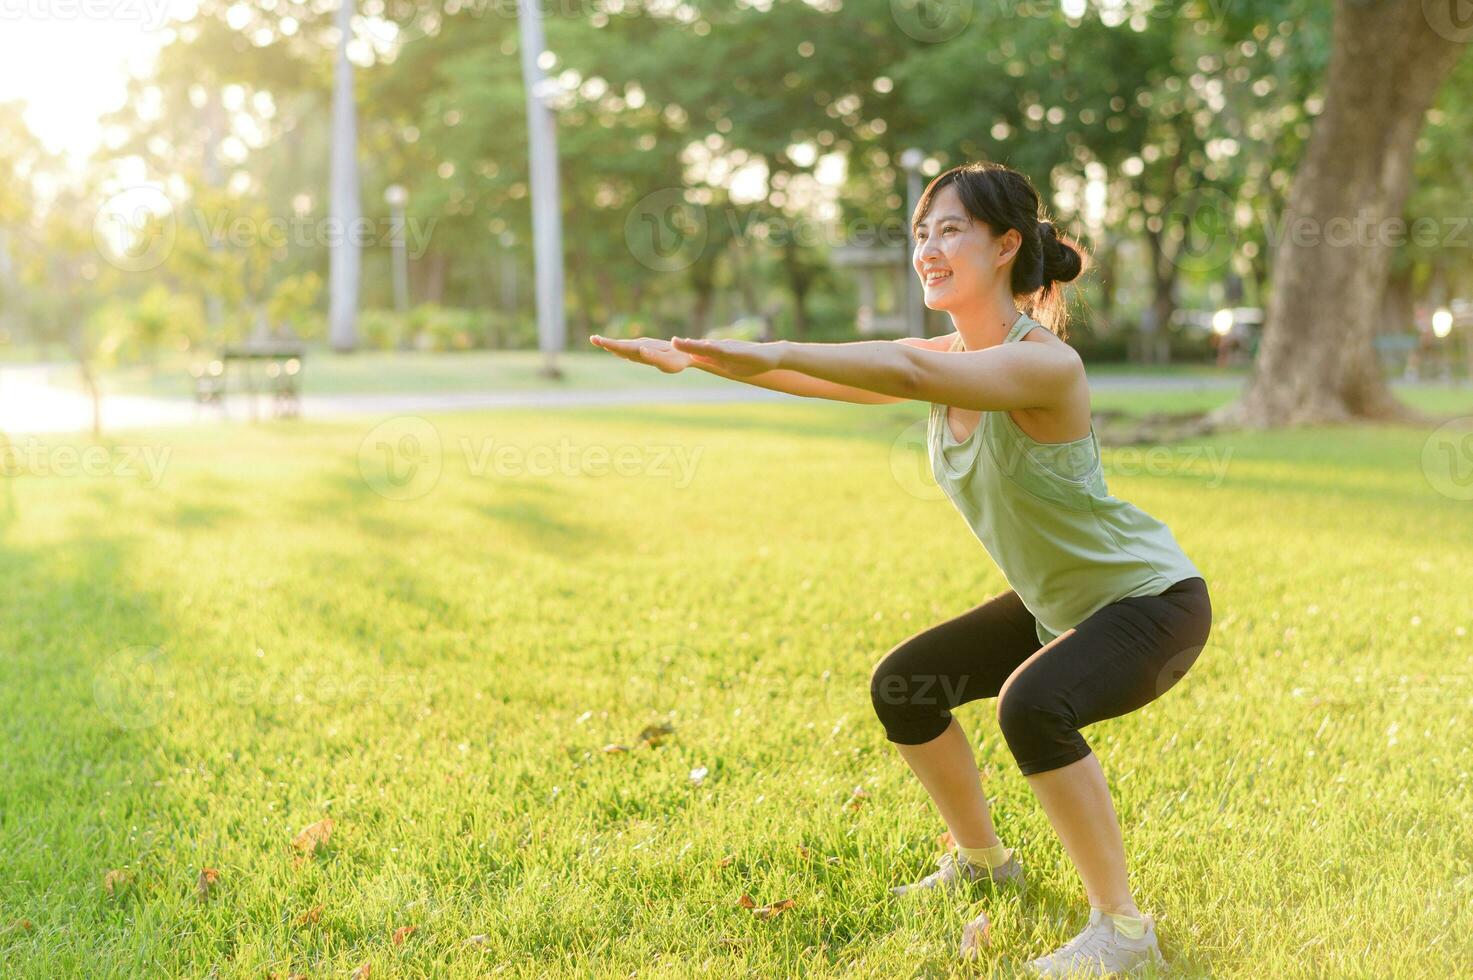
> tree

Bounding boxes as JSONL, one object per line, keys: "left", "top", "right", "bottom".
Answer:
{"left": 1209, "top": 0, "right": 1469, "bottom": 427}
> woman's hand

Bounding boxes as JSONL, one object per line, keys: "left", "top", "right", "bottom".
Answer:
{"left": 669, "top": 336, "right": 784, "bottom": 377}
{"left": 589, "top": 335, "right": 693, "bottom": 374}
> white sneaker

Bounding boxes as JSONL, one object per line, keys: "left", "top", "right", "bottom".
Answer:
{"left": 1025, "top": 908, "right": 1164, "bottom": 977}
{"left": 889, "top": 849, "right": 1025, "bottom": 897}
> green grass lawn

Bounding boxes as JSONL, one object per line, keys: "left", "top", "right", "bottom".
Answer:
{"left": 1, "top": 401, "right": 1471, "bottom": 977}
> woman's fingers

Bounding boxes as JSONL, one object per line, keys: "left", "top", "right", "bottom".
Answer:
{"left": 591, "top": 336, "right": 647, "bottom": 363}
{"left": 590, "top": 335, "right": 691, "bottom": 373}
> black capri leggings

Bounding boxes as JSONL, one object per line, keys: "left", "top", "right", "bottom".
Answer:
{"left": 870, "top": 577, "right": 1212, "bottom": 775}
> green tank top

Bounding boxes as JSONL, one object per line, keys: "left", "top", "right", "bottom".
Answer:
{"left": 927, "top": 312, "right": 1202, "bottom": 647}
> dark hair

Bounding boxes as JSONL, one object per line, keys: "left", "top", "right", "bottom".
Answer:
{"left": 911, "top": 161, "right": 1088, "bottom": 339}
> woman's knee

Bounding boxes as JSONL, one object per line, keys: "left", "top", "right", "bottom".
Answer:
{"left": 996, "top": 680, "right": 1082, "bottom": 770}
{"left": 869, "top": 646, "right": 953, "bottom": 743}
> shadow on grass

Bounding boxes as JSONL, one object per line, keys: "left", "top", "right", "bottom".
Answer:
{"left": 0, "top": 527, "right": 182, "bottom": 972}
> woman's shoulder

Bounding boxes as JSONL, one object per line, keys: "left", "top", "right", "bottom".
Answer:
{"left": 893, "top": 332, "right": 960, "bottom": 352}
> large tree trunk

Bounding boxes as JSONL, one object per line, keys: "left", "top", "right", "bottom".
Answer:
{"left": 1143, "top": 228, "right": 1177, "bottom": 366}
{"left": 1210, "top": 0, "right": 1467, "bottom": 429}
{"left": 780, "top": 239, "right": 814, "bottom": 338}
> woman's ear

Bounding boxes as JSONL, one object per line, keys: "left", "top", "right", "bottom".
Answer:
{"left": 995, "top": 228, "right": 1021, "bottom": 268}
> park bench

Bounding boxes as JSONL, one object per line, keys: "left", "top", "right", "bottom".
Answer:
{"left": 192, "top": 342, "right": 305, "bottom": 420}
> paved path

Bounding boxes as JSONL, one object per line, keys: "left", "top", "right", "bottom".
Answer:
{"left": 2, "top": 363, "right": 1250, "bottom": 435}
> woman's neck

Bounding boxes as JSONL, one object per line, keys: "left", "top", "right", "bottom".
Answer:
{"left": 950, "top": 294, "right": 1023, "bottom": 352}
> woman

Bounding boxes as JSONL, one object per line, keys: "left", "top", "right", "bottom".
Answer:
{"left": 590, "top": 161, "right": 1212, "bottom": 977}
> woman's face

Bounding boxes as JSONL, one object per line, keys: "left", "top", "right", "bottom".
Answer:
{"left": 912, "top": 183, "right": 1018, "bottom": 311}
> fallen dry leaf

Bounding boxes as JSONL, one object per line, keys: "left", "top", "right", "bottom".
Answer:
{"left": 846, "top": 787, "right": 870, "bottom": 811}
{"left": 295, "top": 905, "right": 323, "bottom": 926}
{"left": 736, "top": 894, "right": 756, "bottom": 909}
{"left": 1, "top": 918, "right": 33, "bottom": 936}
{"left": 291, "top": 817, "right": 334, "bottom": 856}
{"left": 752, "top": 898, "right": 796, "bottom": 920}
{"left": 715, "top": 855, "right": 735, "bottom": 868}
{"left": 392, "top": 925, "right": 417, "bottom": 946}
{"left": 959, "top": 908, "right": 991, "bottom": 959}
{"left": 103, "top": 869, "right": 130, "bottom": 896}
{"left": 795, "top": 845, "right": 812, "bottom": 860}
{"left": 195, "top": 867, "right": 221, "bottom": 901}
{"left": 638, "top": 722, "right": 675, "bottom": 747}
{"left": 349, "top": 962, "right": 371, "bottom": 979}
{"left": 602, "top": 744, "right": 630, "bottom": 754}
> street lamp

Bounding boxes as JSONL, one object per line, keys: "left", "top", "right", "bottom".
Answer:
{"left": 1432, "top": 307, "right": 1453, "bottom": 339}
{"left": 328, "top": 0, "right": 362, "bottom": 353}
{"left": 517, "top": 0, "right": 567, "bottom": 379}
{"left": 385, "top": 184, "right": 409, "bottom": 313}
{"left": 900, "top": 148, "right": 925, "bottom": 338}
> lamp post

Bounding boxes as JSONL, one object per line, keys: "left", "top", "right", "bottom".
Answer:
{"left": 900, "top": 148, "right": 925, "bottom": 338}
{"left": 517, "top": 0, "right": 566, "bottom": 379}
{"left": 385, "top": 184, "right": 409, "bottom": 313}
{"left": 328, "top": 0, "right": 362, "bottom": 352}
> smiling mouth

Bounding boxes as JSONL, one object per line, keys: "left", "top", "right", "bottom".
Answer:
{"left": 924, "top": 271, "right": 952, "bottom": 285}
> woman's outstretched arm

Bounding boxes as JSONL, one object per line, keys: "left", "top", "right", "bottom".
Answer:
{"left": 672, "top": 334, "right": 1080, "bottom": 412}
{"left": 589, "top": 333, "right": 958, "bottom": 405}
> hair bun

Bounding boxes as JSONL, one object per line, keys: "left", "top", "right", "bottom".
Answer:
{"left": 1038, "top": 219, "right": 1083, "bottom": 287}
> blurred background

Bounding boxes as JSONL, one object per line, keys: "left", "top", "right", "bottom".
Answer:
{"left": 0, "top": 0, "right": 1469, "bottom": 432}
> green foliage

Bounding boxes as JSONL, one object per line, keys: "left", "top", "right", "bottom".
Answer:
{"left": 358, "top": 308, "right": 410, "bottom": 351}
{"left": 266, "top": 272, "right": 324, "bottom": 339}
{"left": 86, "top": 285, "right": 206, "bottom": 366}
{"left": 408, "top": 304, "right": 485, "bottom": 351}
